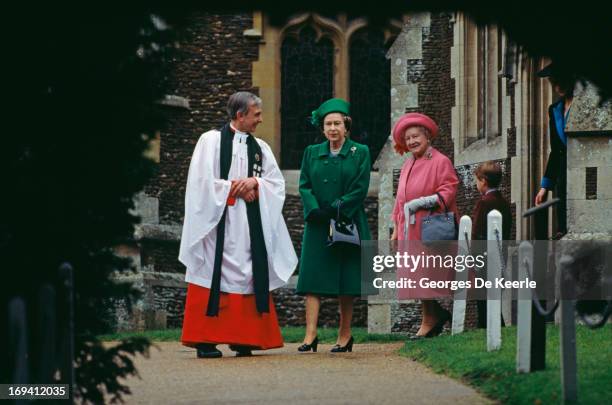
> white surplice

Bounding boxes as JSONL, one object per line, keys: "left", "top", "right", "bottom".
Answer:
{"left": 179, "top": 127, "right": 298, "bottom": 294}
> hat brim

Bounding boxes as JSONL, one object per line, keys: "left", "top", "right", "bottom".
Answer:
{"left": 312, "top": 98, "right": 350, "bottom": 126}
{"left": 537, "top": 64, "right": 554, "bottom": 78}
{"left": 392, "top": 113, "right": 439, "bottom": 149}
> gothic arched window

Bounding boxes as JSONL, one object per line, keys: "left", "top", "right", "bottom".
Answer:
{"left": 277, "top": 14, "right": 402, "bottom": 169}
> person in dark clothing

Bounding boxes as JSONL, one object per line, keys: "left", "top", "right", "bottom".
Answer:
{"left": 472, "top": 161, "right": 512, "bottom": 328}
{"left": 534, "top": 63, "right": 576, "bottom": 237}
{"left": 472, "top": 161, "right": 512, "bottom": 241}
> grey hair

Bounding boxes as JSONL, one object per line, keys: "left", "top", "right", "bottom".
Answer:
{"left": 227, "top": 91, "right": 262, "bottom": 120}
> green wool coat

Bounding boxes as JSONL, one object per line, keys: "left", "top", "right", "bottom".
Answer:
{"left": 296, "top": 138, "right": 372, "bottom": 296}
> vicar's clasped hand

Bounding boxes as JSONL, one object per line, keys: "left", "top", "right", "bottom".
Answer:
{"left": 230, "top": 177, "right": 259, "bottom": 202}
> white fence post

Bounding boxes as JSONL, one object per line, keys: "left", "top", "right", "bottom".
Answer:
{"left": 516, "top": 241, "right": 533, "bottom": 372}
{"left": 487, "top": 209, "right": 502, "bottom": 351}
{"left": 452, "top": 215, "right": 472, "bottom": 335}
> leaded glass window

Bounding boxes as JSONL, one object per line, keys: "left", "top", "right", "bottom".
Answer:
{"left": 280, "top": 27, "right": 334, "bottom": 169}
{"left": 349, "top": 28, "right": 391, "bottom": 164}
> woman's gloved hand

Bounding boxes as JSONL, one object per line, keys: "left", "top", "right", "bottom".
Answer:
{"left": 306, "top": 208, "right": 331, "bottom": 224}
{"left": 405, "top": 194, "right": 438, "bottom": 224}
{"left": 405, "top": 194, "right": 438, "bottom": 212}
{"left": 321, "top": 204, "right": 337, "bottom": 220}
{"left": 307, "top": 204, "right": 338, "bottom": 224}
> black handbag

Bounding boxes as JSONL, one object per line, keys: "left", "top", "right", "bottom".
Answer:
{"left": 327, "top": 201, "right": 360, "bottom": 247}
{"left": 420, "top": 193, "right": 458, "bottom": 241}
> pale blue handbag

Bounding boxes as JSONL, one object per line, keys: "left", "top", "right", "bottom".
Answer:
{"left": 327, "top": 201, "right": 360, "bottom": 247}
{"left": 420, "top": 193, "right": 458, "bottom": 241}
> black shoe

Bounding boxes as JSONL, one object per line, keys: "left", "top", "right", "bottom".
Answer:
{"left": 228, "top": 344, "right": 253, "bottom": 357}
{"left": 330, "top": 336, "right": 354, "bottom": 353}
{"left": 196, "top": 343, "right": 222, "bottom": 358}
{"left": 297, "top": 336, "right": 319, "bottom": 353}
{"left": 424, "top": 308, "right": 452, "bottom": 338}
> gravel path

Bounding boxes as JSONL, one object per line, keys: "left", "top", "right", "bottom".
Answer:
{"left": 120, "top": 342, "right": 492, "bottom": 405}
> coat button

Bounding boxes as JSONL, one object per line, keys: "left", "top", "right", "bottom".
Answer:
{"left": 333, "top": 179, "right": 337, "bottom": 183}
{"left": 324, "top": 161, "right": 329, "bottom": 165}
{"left": 324, "top": 179, "right": 328, "bottom": 183}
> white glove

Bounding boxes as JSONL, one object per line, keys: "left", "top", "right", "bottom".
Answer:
{"left": 405, "top": 195, "right": 438, "bottom": 224}
{"left": 406, "top": 194, "right": 438, "bottom": 212}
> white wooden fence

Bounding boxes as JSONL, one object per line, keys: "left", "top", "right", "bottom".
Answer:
{"left": 451, "top": 209, "right": 611, "bottom": 404}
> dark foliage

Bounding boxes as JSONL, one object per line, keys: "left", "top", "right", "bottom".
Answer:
{"left": 75, "top": 338, "right": 155, "bottom": 404}
{"left": 2, "top": 5, "right": 190, "bottom": 403}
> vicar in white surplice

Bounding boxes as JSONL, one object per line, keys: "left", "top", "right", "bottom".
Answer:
{"left": 179, "top": 92, "right": 297, "bottom": 358}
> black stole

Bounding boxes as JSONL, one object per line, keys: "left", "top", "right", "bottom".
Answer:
{"left": 206, "top": 123, "right": 270, "bottom": 316}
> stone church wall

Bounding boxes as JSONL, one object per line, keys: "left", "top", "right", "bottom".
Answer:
{"left": 146, "top": 12, "right": 261, "bottom": 224}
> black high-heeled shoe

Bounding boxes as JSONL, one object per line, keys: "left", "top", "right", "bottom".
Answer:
{"left": 330, "top": 336, "right": 354, "bottom": 353}
{"left": 411, "top": 308, "right": 452, "bottom": 340}
{"left": 298, "top": 336, "right": 319, "bottom": 352}
{"left": 425, "top": 308, "right": 452, "bottom": 338}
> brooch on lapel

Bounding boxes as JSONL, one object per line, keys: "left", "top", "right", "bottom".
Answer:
{"left": 350, "top": 146, "right": 356, "bottom": 155}
{"left": 255, "top": 153, "right": 261, "bottom": 162}
{"left": 426, "top": 151, "right": 433, "bottom": 160}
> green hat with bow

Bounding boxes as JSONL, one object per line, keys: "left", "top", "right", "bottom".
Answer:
{"left": 310, "top": 98, "right": 350, "bottom": 127}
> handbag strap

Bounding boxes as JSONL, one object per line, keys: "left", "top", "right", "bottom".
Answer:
{"left": 435, "top": 192, "right": 450, "bottom": 213}
{"left": 432, "top": 192, "right": 459, "bottom": 230}
{"left": 424, "top": 192, "right": 450, "bottom": 219}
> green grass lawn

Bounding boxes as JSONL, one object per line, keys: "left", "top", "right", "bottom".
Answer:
{"left": 401, "top": 324, "right": 612, "bottom": 405}
{"left": 98, "top": 326, "right": 407, "bottom": 344}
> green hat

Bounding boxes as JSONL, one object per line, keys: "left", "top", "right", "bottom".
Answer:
{"left": 310, "top": 98, "right": 350, "bottom": 126}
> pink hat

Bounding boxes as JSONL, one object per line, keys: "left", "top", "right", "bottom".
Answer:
{"left": 392, "top": 113, "right": 439, "bottom": 153}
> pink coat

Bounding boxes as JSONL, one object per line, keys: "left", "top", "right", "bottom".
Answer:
{"left": 392, "top": 147, "right": 459, "bottom": 240}
{"left": 392, "top": 147, "right": 459, "bottom": 299}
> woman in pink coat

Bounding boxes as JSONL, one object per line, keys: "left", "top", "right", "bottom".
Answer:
{"left": 391, "top": 113, "right": 459, "bottom": 338}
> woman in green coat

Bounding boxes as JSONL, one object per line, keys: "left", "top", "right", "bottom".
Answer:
{"left": 296, "top": 98, "right": 371, "bottom": 353}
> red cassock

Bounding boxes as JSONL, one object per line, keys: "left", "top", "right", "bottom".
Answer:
{"left": 178, "top": 129, "right": 298, "bottom": 351}
{"left": 181, "top": 283, "right": 283, "bottom": 350}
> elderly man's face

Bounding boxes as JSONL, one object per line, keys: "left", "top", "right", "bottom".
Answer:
{"left": 236, "top": 102, "right": 263, "bottom": 133}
